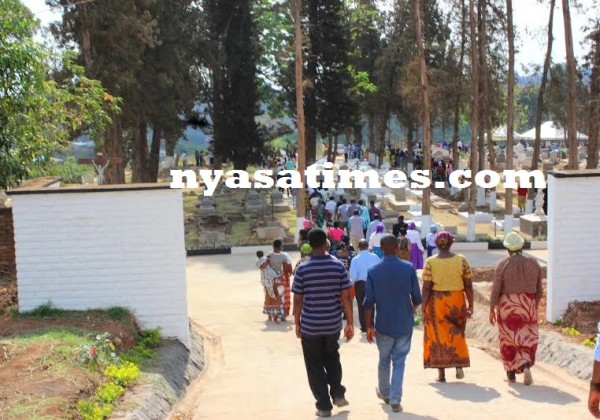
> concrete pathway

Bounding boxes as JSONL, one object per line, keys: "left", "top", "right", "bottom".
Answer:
{"left": 177, "top": 252, "right": 588, "bottom": 420}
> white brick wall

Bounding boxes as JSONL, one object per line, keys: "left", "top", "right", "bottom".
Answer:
{"left": 10, "top": 187, "right": 190, "bottom": 347}
{"left": 547, "top": 173, "right": 600, "bottom": 322}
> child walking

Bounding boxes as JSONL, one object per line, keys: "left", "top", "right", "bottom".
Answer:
{"left": 426, "top": 225, "right": 438, "bottom": 257}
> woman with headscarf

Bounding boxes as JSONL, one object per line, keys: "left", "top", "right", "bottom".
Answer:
{"left": 406, "top": 222, "right": 425, "bottom": 269}
{"left": 268, "top": 238, "right": 294, "bottom": 321}
{"left": 422, "top": 231, "right": 474, "bottom": 382}
{"left": 297, "top": 219, "right": 312, "bottom": 257}
{"left": 489, "top": 232, "right": 543, "bottom": 385}
{"left": 368, "top": 224, "right": 386, "bottom": 258}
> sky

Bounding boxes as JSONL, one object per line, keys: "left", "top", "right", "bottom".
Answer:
{"left": 22, "top": 0, "right": 596, "bottom": 70}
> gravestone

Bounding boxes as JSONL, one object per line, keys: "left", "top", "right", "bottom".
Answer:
{"left": 394, "top": 187, "right": 407, "bottom": 201}
{"left": 270, "top": 190, "right": 284, "bottom": 204}
{"left": 198, "top": 199, "right": 216, "bottom": 217}
{"left": 244, "top": 190, "right": 266, "bottom": 212}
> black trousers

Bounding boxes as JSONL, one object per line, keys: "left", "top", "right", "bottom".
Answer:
{"left": 354, "top": 281, "right": 373, "bottom": 332}
{"left": 301, "top": 333, "right": 346, "bottom": 411}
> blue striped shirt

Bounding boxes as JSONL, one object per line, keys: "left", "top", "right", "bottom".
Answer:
{"left": 292, "top": 254, "right": 352, "bottom": 338}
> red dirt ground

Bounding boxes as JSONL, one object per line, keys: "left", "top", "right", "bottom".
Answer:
{"left": 0, "top": 311, "right": 140, "bottom": 418}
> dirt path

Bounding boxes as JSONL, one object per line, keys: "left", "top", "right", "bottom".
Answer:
{"left": 177, "top": 253, "right": 590, "bottom": 420}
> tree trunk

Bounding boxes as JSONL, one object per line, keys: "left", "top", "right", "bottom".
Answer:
{"left": 468, "top": 0, "right": 480, "bottom": 218}
{"left": 415, "top": 0, "right": 431, "bottom": 219}
{"left": 131, "top": 121, "right": 149, "bottom": 183}
{"left": 165, "top": 135, "right": 177, "bottom": 157}
{"left": 148, "top": 128, "right": 161, "bottom": 182}
{"left": 304, "top": 0, "right": 318, "bottom": 165}
{"left": 292, "top": 0, "right": 306, "bottom": 221}
{"left": 407, "top": 123, "right": 414, "bottom": 164}
{"left": 532, "top": 0, "right": 556, "bottom": 176}
{"left": 375, "top": 112, "right": 387, "bottom": 167}
{"left": 587, "top": 29, "right": 600, "bottom": 169}
{"left": 354, "top": 123, "right": 362, "bottom": 146}
{"left": 477, "top": 0, "right": 486, "bottom": 173}
{"left": 562, "top": 0, "right": 579, "bottom": 169}
{"left": 103, "top": 116, "right": 125, "bottom": 184}
{"left": 368, "top": 113, "right": 375, "bottom": 152}
{"left": 327, "top": 133, "right": 334, "bottom": 162}
{"left": 506, "top": 0, "right": 515, "bottom": 218}
{"left": 452, "top": 0, "right": 467, "bottom": 168}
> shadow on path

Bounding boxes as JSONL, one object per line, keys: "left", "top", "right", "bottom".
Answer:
{"left": 430, "top": 382, "right": 501, "bottom": 403}
{"left": 261, "top": 322, "right": 293, "bottom": 333}
{"left": 508, "top": 384, "right": 580, "bottom": 405}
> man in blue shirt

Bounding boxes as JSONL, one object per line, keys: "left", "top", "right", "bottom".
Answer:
{"left": 292, "top": 228, "right": 355, "bottom": 418}
{"left": 363, "top": 234, "right": 423, "bottom": 413}
{"left": 349, "top": 239, "right": 381, "bottom": 333}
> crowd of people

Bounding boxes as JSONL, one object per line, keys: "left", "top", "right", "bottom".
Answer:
{"left": 255, "top": 225, "right": 600, "bottom": 418}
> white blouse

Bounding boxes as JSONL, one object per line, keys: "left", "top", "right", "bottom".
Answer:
{"left": 406, "top": 229, "right": 424, "bottom": 251}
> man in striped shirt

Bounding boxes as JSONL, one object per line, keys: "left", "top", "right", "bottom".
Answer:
{"left": 292, "top": 228, "right": 355, "bottom": 418}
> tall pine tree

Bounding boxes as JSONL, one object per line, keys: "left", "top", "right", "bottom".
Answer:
{"left": 204, "top": 0, "right": 262, "bottom": 169}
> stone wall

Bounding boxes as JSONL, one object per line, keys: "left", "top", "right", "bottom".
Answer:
{"left": 8, "top": 185, "right": 190, "bottom": 347}
{"left": 0, "top": 207, "right": 16, "bottom": 284}
{"left": 547, "top": 170, "right": 600, "bottom": 322}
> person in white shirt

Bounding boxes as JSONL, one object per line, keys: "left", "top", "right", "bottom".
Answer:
{"left": 406, "top": 222, "right": 424, "bottom": 269}
{"left": 349, "top": 240, "right": 381, "bottom": 333}
{"left": 366, "top": 215, "right": 385, "bottom": 240}
{"left": 325, "top": 197, "right": 338, "bottom": 224}
{"left": 425, "top": 225, "right": 438, "bottom": 257}
{"left": 348, "top": 210, "right": 365, "bottom": 251}
{"left": 369, "top": 224, "right": 386, "bottom": 259}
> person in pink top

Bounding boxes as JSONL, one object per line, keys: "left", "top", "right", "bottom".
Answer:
{"left": 328, "top": 222, "right": 346, "bottom": 249}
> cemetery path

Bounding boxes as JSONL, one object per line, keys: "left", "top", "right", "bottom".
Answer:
{"left": 179, "top": 251, "right": 588, "bottom": 420}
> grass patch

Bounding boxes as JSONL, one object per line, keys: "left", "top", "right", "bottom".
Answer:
{"left": 17, "top": 302, "right": 133, "bottom": 322}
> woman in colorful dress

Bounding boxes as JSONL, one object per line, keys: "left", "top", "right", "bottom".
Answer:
{"left": 422, "top": 231, "right": 474, "bottom": 382}
{"left": 268, "top": 238, "right": 294, "bottom": 322}
{"left": 256, "top": 250, "right": 283, "bottom": 322}
{"left": 489, "top": 232, "right": 543, "bottom": 385}
{"left": 397, "top": 228, "right": 411, "bottom": 262}
{"left": 406, "top": 222, "right": 425, "bottom": 269}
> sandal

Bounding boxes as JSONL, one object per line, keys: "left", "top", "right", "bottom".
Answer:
{"left": 456, "top": 367, "right": 465, "bottom": 380}
{"left": 507, "top": 371, "right": 516, "bottom": 383}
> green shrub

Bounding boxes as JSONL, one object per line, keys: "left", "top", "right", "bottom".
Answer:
{"left": 123, "top": 328, "right": 161, "bottom": 365}
{"left": 104, "top": 362, "right": 140, "bottom": 387}
{"left": 105, "top": 307, "right": 132, "bottom": 321}
{"left": 96, "top": 382, "right": 125, "bottom": 404}
{"left": 19, "top": 302, "right": 67, "bottom": 318}
{"left": 76, "top": 400, "right": 112, "bottom": 420}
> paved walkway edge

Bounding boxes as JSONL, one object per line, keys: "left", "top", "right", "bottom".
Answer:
{"left": 112, "top": 326, "right": 206, "bottom": 419}
{"left": 467, "top": 287, "right": 594, "bottom": 380}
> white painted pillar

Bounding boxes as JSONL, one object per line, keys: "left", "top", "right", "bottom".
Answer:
{"left": 488, "top": 190, "right": 497, "bottom": 211}
{"left": 503, "top": 214, "right": 514, "bottom": 235}
{"left": 420, "top": 214, "right": 432, "bottom": 239}
{"left": 525, "top": 199, "right": 534, "bottom": 215}
{"left": 295, "top": 217, "right": 304, "bottom": 243}
{"left": 466, "top": 214, "right": 476, "bottom": 242}
{"left": 476, "top": 187, "right": 486, "bottom": 207}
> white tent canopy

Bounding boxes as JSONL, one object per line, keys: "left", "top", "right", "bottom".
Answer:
{"left": 492, "top": 125, "right": 524, "bottom": 142}
{"left": 520, "top": 121, "right": 588, "bottom": 141}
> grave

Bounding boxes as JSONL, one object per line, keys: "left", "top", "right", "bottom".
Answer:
{"left": 244, "top": 190, "right": 266, "bottom": 212}
{"left": 200, "top": 213, "right": 232, "bottom": 234}
{"left": 458, "top": 212, "right": 494, "bottom": 223}
{"left": 270, "top": 190, "right": 291, "bottom": 213}
{"left": 198, "top": 230, "right": 227, "bottom": 244}
{"left": 256, "top": 226, "right": 288, "bottom": 241}
{"left": 519, "top": 189, "right": 547, "bottom": 238}
{"left": 197, "top": 199, "right": 216, "bottom": 217}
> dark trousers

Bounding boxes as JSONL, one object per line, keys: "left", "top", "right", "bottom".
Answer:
{"left": 301, "top": 334, "right": 346, "bottom": 411}
{"left": 354, "top": 281, "right": 372, "bottom": 332}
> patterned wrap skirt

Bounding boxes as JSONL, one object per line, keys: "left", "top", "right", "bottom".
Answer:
{"left": 424, "top": 290, "right": 471, "bottom": 368}
{"left": 497, "top": 293, "right": 539, "bottom": 373}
